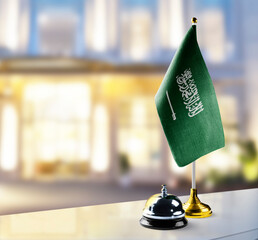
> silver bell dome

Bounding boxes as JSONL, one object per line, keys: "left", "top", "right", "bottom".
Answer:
{"left": 140, "top": 185, "right": 188, "bottom": 230}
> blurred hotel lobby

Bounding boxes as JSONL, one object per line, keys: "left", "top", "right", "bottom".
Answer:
{"left": 0, "top": 0, "right": 257, "bottom": 216}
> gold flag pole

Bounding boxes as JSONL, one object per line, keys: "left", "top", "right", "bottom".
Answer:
{"left": 182, "top": 17, "right": 212, "bottom": 218}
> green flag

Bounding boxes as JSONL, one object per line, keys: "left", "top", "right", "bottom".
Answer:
{"left": 155, "top": 23, "right": 225, "bottom": 167}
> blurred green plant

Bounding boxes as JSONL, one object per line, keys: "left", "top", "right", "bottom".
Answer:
{"left": 204, "top": 140, "right": 258, "bottom": 188}
{"left": 239, "top": 140, "right": 258, "bottom": 182}
{"left": 205, "top": 169, "right": 243, "bottom": 188}
{"left": 119, "top": 153, "right": 131, "bottom": 175}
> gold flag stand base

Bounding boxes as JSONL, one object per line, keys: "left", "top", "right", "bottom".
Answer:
{"left": 183, "top": 188, "right": 212, "bottom": 218}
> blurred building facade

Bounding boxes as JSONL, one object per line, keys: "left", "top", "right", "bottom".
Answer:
{"left": 0, "top": 0, "right": 257, "bottom": 189}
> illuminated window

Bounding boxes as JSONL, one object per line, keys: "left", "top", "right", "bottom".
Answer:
{"left": 158, "top": 0, "right": 184, "bottom": 49}
{"left": 199, "top": 10, "right": 226, "bottom": 62}
{"left": 85, "top": 0, "right": 107, "bottom": 52}
{"left": 118, "top": 97, "right": 162, "bottom": 177}
{"left": 38, "top": 11, "right": 78, "bottom": 55}
{"left": 22, "top": 82, "right": 91, "bottom": 179}
{"left": 0, "top": 104, "right": 18, "bottom": 171}
{"left": 0, "top": 0, "right": 20, "bottom": 51}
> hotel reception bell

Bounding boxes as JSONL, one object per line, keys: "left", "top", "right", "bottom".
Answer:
{"left": 140, "top": 185, "right": 188, "bottom": 230}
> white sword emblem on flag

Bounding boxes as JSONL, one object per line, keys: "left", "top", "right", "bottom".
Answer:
{"left": 166, "top": 90, "right": 176, "bottom": 120}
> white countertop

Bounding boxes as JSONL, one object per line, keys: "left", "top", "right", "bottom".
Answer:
{"left": 0, "top": 188, "right": 257, "bottom": 240}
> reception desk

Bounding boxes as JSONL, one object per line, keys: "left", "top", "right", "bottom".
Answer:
{"left": 0, "top": 188, "right": 257, "bottom": 239}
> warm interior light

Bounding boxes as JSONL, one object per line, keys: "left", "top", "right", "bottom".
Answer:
{"left": 22, "top": 82, "right": 91, "bottom": 177}
{"left": 0, "top": 104, "right": 18, "bottom": 171}
{"left": 91, "top": 104, "right": 109, "bottom": 172}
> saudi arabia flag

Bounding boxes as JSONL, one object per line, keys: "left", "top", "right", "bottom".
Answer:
{"left": 155, "top": 22, "right": 225, "bottom": 167}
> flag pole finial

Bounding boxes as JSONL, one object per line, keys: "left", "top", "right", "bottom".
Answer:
{"left": 191, "top": 17, "right": 197, "bottom": 25}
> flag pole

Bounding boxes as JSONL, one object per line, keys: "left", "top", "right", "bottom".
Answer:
{"left": 191, "top": 17, "right": 197, "bottom": 192}
{"left": 182, "top": 17, "right": 212, "bottom": 218}
{"left": 192, "top": 161, "right": 196, "bottom": 189}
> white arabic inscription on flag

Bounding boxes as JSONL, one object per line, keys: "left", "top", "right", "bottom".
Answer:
{"left": 176, "top": 68, "right": 204, "bottom": 117}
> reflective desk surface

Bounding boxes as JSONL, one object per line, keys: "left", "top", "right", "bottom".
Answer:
{"left": 0, "top": 188, "right": 257, "bottom": 240}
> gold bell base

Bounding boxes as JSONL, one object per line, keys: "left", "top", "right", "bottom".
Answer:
{"left": 183, "top": 188, "right": 212, "bottom": 218}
